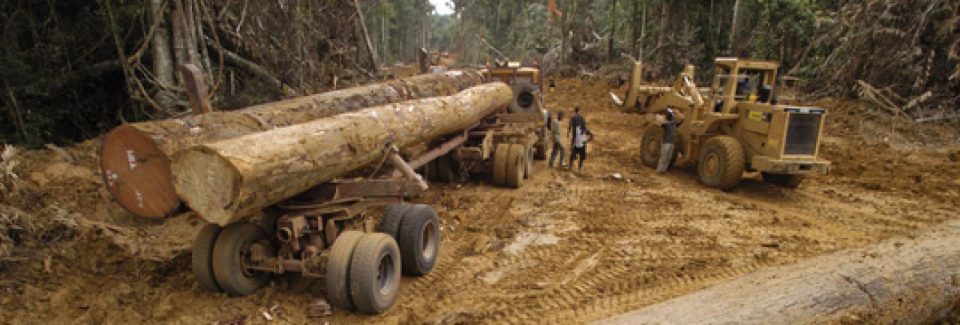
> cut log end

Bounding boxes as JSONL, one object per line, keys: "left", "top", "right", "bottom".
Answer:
{"left": 172, "top": 148, "right": 240, "bottom": 225}
{"left": 100, "top": 125, "right": 179, "bottom": 218}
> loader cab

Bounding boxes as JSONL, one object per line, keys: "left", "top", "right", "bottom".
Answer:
{"left": 711, "top": 58, "right": 780, "bottom": 114}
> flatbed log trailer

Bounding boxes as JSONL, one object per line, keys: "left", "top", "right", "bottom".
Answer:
{"left": 188, "top": 81, "right": 547, "bottom": 315}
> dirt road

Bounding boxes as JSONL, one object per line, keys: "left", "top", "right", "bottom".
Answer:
{"left": 1, "top": 77, "right": 958, "bottom": 324}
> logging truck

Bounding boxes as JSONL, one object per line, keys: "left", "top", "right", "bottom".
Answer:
{"left": 182, "top": 81, "right": 548, "bottom": 314}
{"left": 422, "top": 63, "right": 550, "bottom": 186}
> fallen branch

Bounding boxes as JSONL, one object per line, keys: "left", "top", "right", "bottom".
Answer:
{"left": 206, "top": 38, "right": 295, "bottom": 96}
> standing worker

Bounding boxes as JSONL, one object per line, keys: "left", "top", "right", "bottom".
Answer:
{"left": 568, "top": 106, "right": 590, "bottom": 172}
{"left": 548, "top": 111, "right": 566, "bottom": 168}
{"left": 657, "top": 108, "right": 680, "bottom": 174}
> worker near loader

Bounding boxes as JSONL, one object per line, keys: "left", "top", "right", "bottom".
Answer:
{"left": 549, "top": 111, "right": 566, "bottom": 168}
{"left": 656, "top": 109, "right": 681, "bottom": 174}
{"left": 568, "top": 106, "right": 590, "bottom": 172}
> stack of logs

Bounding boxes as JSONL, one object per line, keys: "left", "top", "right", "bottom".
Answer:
{"left": 100, "top": 70, "right": 511, "bottom": 225}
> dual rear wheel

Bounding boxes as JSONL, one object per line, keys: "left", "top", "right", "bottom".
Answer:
{"left": 493, "top": 143, "right": 528, "bottom": 188}
{"left": 192, "top": 204, "right": 442, "bottom": 315}
{"left": 192, "top": 222, "right": 273, "bottom": 296}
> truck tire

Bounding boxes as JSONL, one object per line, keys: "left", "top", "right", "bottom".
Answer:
{"left": 397, "top": 204, "right": 441, "bottom": 276}
{"left": 493, "top": 144, "right": 510, "bottom": 186}
{"left": 326, "top": 230, "right": 365, "bottom": 311}
{"left": 508, "top": 81, "right": 540, "bottom": 114}
{"left": 762, "top": 172, "right": 806, "bottom": 188}
{"left": 697, "top": 136, "right": 745, "bottom": 190}
{"left": 506, "top": 144, "right": 525, "bottom": 188}
{"left": 640, "top": 125, "right": 664, "bottom": 168}
{"left": 212, "top": 223, "right": 273, "bottom": 296}
{"left": 377, "top": 204, "right": 412, "bottom": 239}
{"left": 349, "top": 233, "right": 402, "bottom": 314}
{"left": 524, "top": 144, "right": 535, "bottom": 179}
{"left": 192, "top": 223, "right": 223, "bottom": 293}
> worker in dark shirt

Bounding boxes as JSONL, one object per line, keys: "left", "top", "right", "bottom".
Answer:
{"left": 568, "top": 106, "right": 590, "bottom": 172}
{"left": 657, "top": 109, "right": 679, "bottom": 174}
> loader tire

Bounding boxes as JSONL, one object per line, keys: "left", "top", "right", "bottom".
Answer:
{"left": 397, "top": 204, "right": 440, "bottom": 276}
{"left": 212, "top": 223, "right": 272, "bottom": 296}
{"left": 192, "top": 223, "right": 223, "bottom": 293}
{"left": 697, "top": 136, "right": 745, "bottom": 190}
{"left": 762, "top": 172, "right": 806, "bottom": 188}
{"left": 641, "top": 125, "right": 682, "bottom": 169}
{"left": 640, "top": 125, "right": 664, "bottom": 168}
{"left": 506, "top": 144, "right": 525, "bottom": 188}
{"left": 325, "top": 230, "right": 365, "bottom": 311}
{"left": 349, "top": 233, "right": 402, "bottom": 314}
{"left": 493, "top": 144, "right": 510, "bottom": 186}
{"left": 509, "top": 81, "right": 540, "bottom": 114}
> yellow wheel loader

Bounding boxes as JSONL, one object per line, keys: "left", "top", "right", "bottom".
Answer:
{"left": 612, "top": 58, "right": 830, "bottom": 189}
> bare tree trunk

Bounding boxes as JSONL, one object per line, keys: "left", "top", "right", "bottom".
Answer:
{"left": 354, "top": 0, "right": 379, "bottom": 72}
{"left": 630, "top": 0, "right": 639, "bottom": 58}
{"left": 608, "top": 0, "right": 617, "bottom": 60}
{"left": 150, "top": 0, "right": 176, "bottom": 108}
{"left": 182, "top": 0, "right": 201, "bottom": 66}
{"left": 730, "top": 0, "right": 741, "bottom": 55}
{"left": 657, "top": 0, "right": 669, "bottom": 65}
{"left": 171, "top": 0, "right": 189, "bottom": 68}
{"left": 101, "top": 70, "right": 486, "bottom": 218}
{"left": 173, "top": 83, "right": 512, "bottom": 225}
{"left": 381, "top": 11, "right": 388, "bottom": 64}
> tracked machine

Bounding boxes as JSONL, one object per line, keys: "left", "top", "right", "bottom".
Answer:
{"left": 613, "top": 58, "right": 830, "bottom": 189}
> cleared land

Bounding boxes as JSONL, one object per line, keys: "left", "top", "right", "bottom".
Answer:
{"left": 1, "top": 77, "right": 958, "bottom": 324}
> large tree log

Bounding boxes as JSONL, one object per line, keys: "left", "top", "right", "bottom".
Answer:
{"left": 172, "top": 83, "right": 512, "bottom": 226}
{"left": 599, "top": 220, "right": 960, "bottom": 324}
{"left": 100, "top": 70, "right": 484, "bottom": 218}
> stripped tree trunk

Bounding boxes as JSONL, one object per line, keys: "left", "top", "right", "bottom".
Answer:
{"left": 150, "top": 0, "right": 176, "bottom": 108}
{"left": 100, "top": 70, "right": 485, "bottom": 218}
{"left": 173, "top": 83, "right": 512, "bottom": 225}
{"left": 730, "top": 0, "right": 741, "bottom": 55}
{"left": 354, "top": 0, "right": 379, "bottom": 72}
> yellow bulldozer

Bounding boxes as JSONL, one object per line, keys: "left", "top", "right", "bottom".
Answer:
{"left": 613, "top": 58, "right": 830, "bottom": 189}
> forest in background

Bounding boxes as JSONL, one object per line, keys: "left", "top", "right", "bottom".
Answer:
{"left": 1, "top": 0, "right": 958, "bottom": 146}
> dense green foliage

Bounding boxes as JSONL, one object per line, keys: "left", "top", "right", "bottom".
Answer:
{"left": 1, "top": 0, "right": 957, "bottom": 146}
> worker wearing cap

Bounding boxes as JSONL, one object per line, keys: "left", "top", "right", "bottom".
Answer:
{"left": 657, "top": 108, "right": 680, "bottom": 174}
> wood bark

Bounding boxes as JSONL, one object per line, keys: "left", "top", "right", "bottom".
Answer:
{"left": 100, "top": 70, "right": 485, "bottom": 218}
{"left": 150, "top": 0, "right": 176, "bottom": 108}
{"left": 599, "top": 220, "right": 960, "bottom": 324}
{"left": 173, "top": 83, "right": 512, "bottom": 225}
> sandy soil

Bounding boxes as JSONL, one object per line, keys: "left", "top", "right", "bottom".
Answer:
{"left": 1, "top": 77, "right": 958, "bottom": 324}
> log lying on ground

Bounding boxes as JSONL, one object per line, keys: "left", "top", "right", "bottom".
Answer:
{"left": 100, "top": 70, "right": 484, "bottom": 218}
{"left": 599, "top": 220, "right": 960, "bottom": 324}
{"left": 173, "top": 83, "right": 512, "bottom": 226}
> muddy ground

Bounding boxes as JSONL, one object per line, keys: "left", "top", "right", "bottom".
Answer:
{"left": 1, "top": 77, "right": 958, "bottom": 324}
